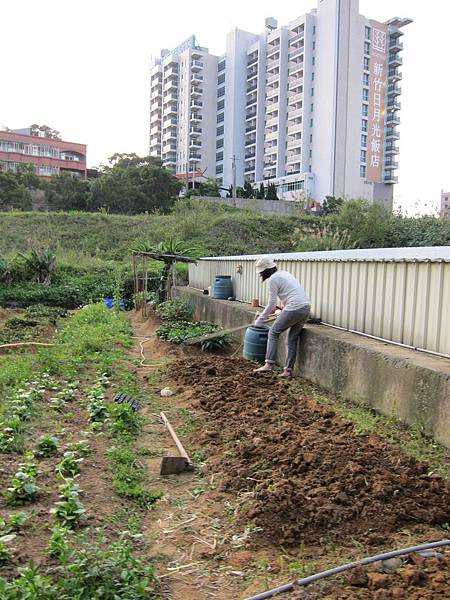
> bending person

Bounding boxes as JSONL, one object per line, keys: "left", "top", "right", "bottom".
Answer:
{"left": 253, "top": 256, "right": 311, "bottom": 378}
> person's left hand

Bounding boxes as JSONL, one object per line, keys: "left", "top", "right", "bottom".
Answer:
{"left": 254, "top": 317, "right": 264, "bottom": 327}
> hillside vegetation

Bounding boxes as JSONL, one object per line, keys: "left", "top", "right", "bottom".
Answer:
{"left": 1, "top": 200, "right": 450, "bottom": 261}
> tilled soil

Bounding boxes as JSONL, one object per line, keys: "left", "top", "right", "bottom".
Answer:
{"left": 171, "top": 356, "right": 450, "bottom": 548}
{"left": 287, "top": 551, "right": 450, "bottom": 599}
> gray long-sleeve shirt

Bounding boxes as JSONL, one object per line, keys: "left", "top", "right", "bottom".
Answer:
{"left": 256, "top": 270, "right": 310, "bottom": 325}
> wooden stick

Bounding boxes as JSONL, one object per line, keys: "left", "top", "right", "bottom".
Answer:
{"left": 0, "top": 342, "right": 55, "bottom": 349}
{"left": 184, "top": 315, "right": 277, "bottom": 346}
{"left": 160, "top": 412, "right": 192, "bottom": 463}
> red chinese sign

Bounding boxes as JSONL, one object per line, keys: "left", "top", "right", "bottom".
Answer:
{"left": 366, "top": 20, "right": 388, "bottom": 183}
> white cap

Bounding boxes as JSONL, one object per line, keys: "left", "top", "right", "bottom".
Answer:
{"left": 255, "top": 256, "right": 277, "bottom": 273}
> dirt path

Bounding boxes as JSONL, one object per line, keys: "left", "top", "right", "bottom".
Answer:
{"left": 130, "top": 311, "right": 450, "bottom": 600}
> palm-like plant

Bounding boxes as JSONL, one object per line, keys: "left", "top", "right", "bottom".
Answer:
{"left": 18, "top": 249, "right": 56, "bottom": 285}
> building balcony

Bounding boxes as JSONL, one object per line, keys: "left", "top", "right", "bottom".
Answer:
{"left": 164, "top": 64, "right": 178, "bottom": 78}
{"left": 245, "top": 151, "right": 256, "bottom": 159}
{"left": 387, "top": 99, "right": 401, "bottom": 111}
{"left": 388, "top": 69, "right": 402, "bottom": 82}
{"left": 190, "top": 100, "right": 203, "bottom": 110}
{"left": 163, "top": 117, "right": 177, "bottom": 127}
{"left": 162, "top": 129, "right": 177, "bottom": 141}
{"left": 385, "top": 144, "right": 399, "bottom": 154}
{"left": 245, "top": 122, "right": 256, "bottom": 133}
{"left": 287, "top": 123, "right": 302, "bottom": 135}
{"left": 386, "top": 114, "right": 401, "bottom": 126}
{"left": 267, "top": 43, "right": 280, "bottom": 57}
{"left": 246, "top": 95, "right": 257, "bottom": 107}
{"left": 289, "top": 61, "right": 304, "bottom": 74}
{"left": 150, "top": 101, "right": 162, "bottom": 112}
{"left": 190, "top": 126, "right": 202, "bottom": 136}
{"left": 246, "top": 110, "right": 257, "bottom": 120}
{"left": 162, "top": 141, "right": 177, "bottom": 152}
{"left": 385, "top": 129, "right": 400, "bottom": 140}
{"left": 246, "top": 82, "right": 258, "bottom": 93}
{"left": 385, "top": 159, "right": 399, "bottom": 169}
{"left": 151, "top": 88, "right": 162, "bottom": 100}
{"left": 189, "top": 140, "right": 202, "bottom": 148}
{"left": 384, "top": 173, "right": 398, "bottom": 184}
{"left": 244, "top": 164, "right": 256, "bottom": 173}
{"left": 150, "top": 125, "right": 160, "bottom": 136}
{"left": 190, "top": 113, "right": 202, "bottom": 122}
{"left": 191, "top": 59, "right": 204, "bottom": 72}
{"left": 289, "top": 79, "right": 303, "bottom": 93}
{"left": 247, "top": 69, "right": 258, "bottom": 81}
{"left": 191, "top": 86, "right": 203, "bottom": 97}
{"left": 389, "top": 39, "right": 404, "bottom": 52}
{"left": 266, "top": 73, "right": 280, "bottom": 85}
{"left": 266, "top": 86, "right": 278, "bottom": 99}
{"left": 288, "top": 107, "right": 303, "bottom": 119}
{"left": 164, "top": 92, "right": 178, "bottom": 103}
{"left": 265, "top": 130, "right": 278, "bottom": 141}
{"left": 163, "top": 105, "right": 177, "bottom": 117}
{"left": 245, "top": 137, "right": 256, "bottom": 147}
{"left": 189, "top": 153, "right": 201, "bottom": 162}
{"left": 150, "top": 113, "right": 162, "bottom": 123}
{"left": 289, "top": 47, "right": 304, "bottom": 61}
{"left": 247, "top": 56, "right": 258, "bottom": 68}
{"left": 387, "top": 83, "right": 402, "bottom": 96}
{"left": 191, "top": 73, "right": 204, "bottom": 84}
{"left": 289, "top": 32, "right": 304, "bottom": 44}
{"left": 163, "top": 79, "right": 178, "bottom": 92}
{"left": 389, "top": 54, "right": 403, "bottom": 67}
{"left": 287, "top": 138, "right": 302, "bottom": 149}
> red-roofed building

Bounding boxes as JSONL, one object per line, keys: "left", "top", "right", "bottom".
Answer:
{"left": 0, "top": 127, "right": 87, "bottom": 178}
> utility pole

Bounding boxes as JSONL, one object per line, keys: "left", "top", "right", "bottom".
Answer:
{"left": 231, "top": 154, "right": 237, "bottom": 207}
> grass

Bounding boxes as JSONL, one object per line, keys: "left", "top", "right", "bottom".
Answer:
{"left": 291, "top": 379, "right": 450, "bottom": 479}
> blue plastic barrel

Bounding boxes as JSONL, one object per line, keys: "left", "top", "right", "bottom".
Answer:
{"left": 103, "top": 298, "right": 114, "bottom": 309}
{"left": 243, "top": 325, "right": 269, "bottom": 363}
{"left": 213, "top": 275, "right": 233, "bottom": 300}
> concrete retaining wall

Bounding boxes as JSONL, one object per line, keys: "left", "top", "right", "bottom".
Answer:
{"left": 177, "top": 286, "right": 450, "bottom": 448}
{"left": 193, "top": 196, "right": 303, "bottom": 215}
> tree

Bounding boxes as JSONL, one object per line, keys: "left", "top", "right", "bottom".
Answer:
{"left": 44, "top": 172, "right": 90, "bottom": 211}
{"left": 0, "top": 169, "right": 33, "bottom": 211}
{"left": 29, "top": 124, "right": 62, "bottom": 140}
{"left": 321, "top": 195, "right": 344, "bottom": 215}
{"left": 235, "top": 186, "right": 245, "bottom": 198}
{"left": 196, "top": 177, "right": 220, "bottom": 197}
{"left": 89, "top": 154, "right": 182, "bottom": 214}
{"left": 242, "top": 181, "right": 254, "bottom": 199}
{"left": 256, "top": 182, "right": 265, "bottom": 199}
{"left": 265, "top": 182, "right": 278, "bottom": 200}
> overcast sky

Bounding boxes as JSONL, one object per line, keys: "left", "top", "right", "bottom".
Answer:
{"left": 2, "top": 0, "right": 448, "bottom": 215}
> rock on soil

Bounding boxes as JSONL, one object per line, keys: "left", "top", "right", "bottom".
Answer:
{"left": 171, "top": 356, "right": 450, "bottom": 547}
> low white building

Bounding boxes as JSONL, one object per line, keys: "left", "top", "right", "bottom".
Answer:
{"left": 149, "top": 0, "right": 411, "bottom": 207}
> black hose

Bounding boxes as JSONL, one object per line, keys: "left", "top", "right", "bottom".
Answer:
{"left": 243, "top": 539, "right": 450, "bottom": 600}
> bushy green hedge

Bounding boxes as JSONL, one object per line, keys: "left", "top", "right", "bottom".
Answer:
{"left": 157, "top": 320, "right": 229, "bottom": 350}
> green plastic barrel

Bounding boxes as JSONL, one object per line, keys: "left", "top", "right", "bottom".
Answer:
{"left": 243, "top": 325, "right": 269, "bottom": 363}
{"left": 213, "top": 275, "right": 233, "bottom": 299}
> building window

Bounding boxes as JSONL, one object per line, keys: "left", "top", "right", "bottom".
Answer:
{"left": 218, "top": 73, "right": 225, "bottom": 85}
{"left": 311, "top": 87, "right": 314, "bottom": 96}
{"left": 360, "top": 165, "right": 366, "bottom": 178}
{"left": 216, "top": 151, "right": 223, "bottom": 161}
{"left": 310, "top": 103, "right": 314, "bottom": 111}
{"left": 217, "top": 125, "right": 224, "bottom": 136}
{"left": 311, "top": 72, "right": 315, "bottom": 80}
{"left": 360, "top": 150, "right": 367, "bottom": 163}
{"left": 365, "top": 26, "right": 371, "bottom": 40}
{"left": 364, "top": 56, "right": 370, "bottom": 71}
{"left": 362, "top": 88, "right": 369, "bottom": 101}
{"left": 216, "top": 138, "right": 224, "bottom": 148}
{"left": 309, "top": 149, "right": 312, "bottom": 158}
{"left": 218, "top": 59, "right": 226, "bottom": 72}
{"left": 217, "top": 113, "right": 224, "bottom": 123}
{"left": 218, "top": 86, "right": 225, "bottom": 97}
{"left": 363, "top": 72, "right": 369, "bottom": 86}
{"left": 312, "top": 56, "right": 315, "bottom": 65}
{"left": 361, "top": 134, "right": 367, "bottom": 148}
{"left": 217, "top": 99, "right": 225, "bottom": 110}
{"left": 216, "top": 164, "right": 223, "bottom": 174}
{"left": 310, "top": 133, "right": 313, "bottom": 143}
{"left": 310, "top": 118, "right": 313, "bottom": 127}
{"left": 362, "top": 104, "right": 368, "bottom": 116}
{"left": 362, "top": 119, "right": 368, "bottom": 132}
{"left": 312, "top": 41, "right": 316, "bottom": 50}
{"left": 313, "top": 25, "right": 316, "bottom": 34}
{"left": 364, "top": 41, "right": 370, "bottom": 55}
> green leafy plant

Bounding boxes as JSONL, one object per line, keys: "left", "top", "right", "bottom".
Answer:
{"left": 0, "top": 534, "right": 15, "bottom": 564}
{"left": 155, "top": 297, "right": 194, "bottom": 322}
{"left": 34, "top": 435, "right": 59, "bottom": 458}
{"left": 7, "top": 511, "right": 29, "bottom": 531}
{"left": 107, "top": 446, "right": 161, "bottom": 507}
{"left": 48, "top": 525, "right": 72, "bottom": 561}
{"left": 157, "top": 320, "right": 229, "bottom": 350}
{"left": 24, "top": 303, "right": 68, "bottom": 322}
{"left": 55, "top": 451, "right": 83, "bottom": 479}
{"left": 0, "top": 562, "right": 57, "bottom": 598}
{"left": 6, "top": 460, "right": 40, "bottom": 505}
{"left": 109, "top": 403, "right": 142, "bottom": 439}
{"left": 50, "top": 480, "right": 86, "bottom": 528}
{"left": 66, "top": 438, "right": 91, "bottom": 457}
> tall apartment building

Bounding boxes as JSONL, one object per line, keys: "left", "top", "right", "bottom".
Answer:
{"left": 0, "top": 128, "right": 87, "bottom": 178}
{"left": 441, "top": 190, "right": 450, "bottom": 219}
{"left": 149, "top": 0, "right": 411, "bottom": 206}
